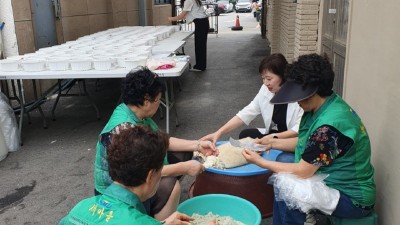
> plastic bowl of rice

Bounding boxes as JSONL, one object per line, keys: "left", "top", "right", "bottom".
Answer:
{"left": 177, "top": 194, "right": 261, "bottom": 225}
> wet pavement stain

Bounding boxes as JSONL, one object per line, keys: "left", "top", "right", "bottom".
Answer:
{"left": 0, "top": 181, "right": 36, "bottom": 214}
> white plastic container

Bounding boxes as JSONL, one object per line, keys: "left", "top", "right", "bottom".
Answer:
{"left": 48, "top": 59, "right": 70, "bottom": 71}
{"left": 20, "top": 60, "right": 46, "bottom": 72}
{"left": 124, "top": 56, "right": 147, "bottom": 69}
{"left": 70, "top": 59, "right": 92, "bottom": 71}
{"left": 0, "top": 59, "right": 20, "bottom": 72}
{"left": 93, "top": 58, "right": 113, "bottom": 70}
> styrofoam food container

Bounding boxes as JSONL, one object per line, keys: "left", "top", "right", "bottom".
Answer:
{"left": 124, "top": 56, "right": 147, "bottom": 69}
{"left": 115, "top": 55, "right": 137, "bottom": 68}
{"left": 146, "top": 37, "right": 157, "bottom": 46}
{"left": 92, "top": 58, "right": 113, "bottom": 70}
{"left": 70, "top": 59, "right": 92, "bottom": 71}
{"left": 0, "top": 59, "right": 20, "bottom": 72}
{"left": 156, "top": 33, "right": 164, "bottom": 41}
{"left": 137, "top": 51, "right": 151, "bottom": 58}
{"left": 48, "top": 58, "right": 70, "bottom": 71}
{"left": 20, "top": 60, "right": 46, "bottom": 72}
{"left": 134, "top": 46, "right": 152, "bottom": 52}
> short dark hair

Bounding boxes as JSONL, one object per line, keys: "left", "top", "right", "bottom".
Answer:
{"left": 285, "top": 53, "right": 334, "bottom": 97}
{"left": 258, "top": 53, "right": 288, "bottom": 84}
{"left": 121, "top": 68, "right": 166, "bottom": 106}
{"left": 107, "top": 125, "right": 169, "bottom": 187}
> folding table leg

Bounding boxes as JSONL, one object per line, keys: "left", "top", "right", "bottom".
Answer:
{"left": 12, "top": 80, "right": 31, "bottom": 124}
{"left": 169, "top": 79, "right": 179, "bottom": 128}
{"left": 51, "top": 80, "right": 63, "bottom": 121}
{"left": 31, "top": 80, "right": 47, "bottom": 129}
{"left": 81, "top": 79, "right": 100, "bottom": 120}
{"left": 16, "top": 80, "right": 24, "bottom": 145}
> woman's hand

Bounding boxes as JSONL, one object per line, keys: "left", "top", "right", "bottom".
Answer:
{"left": 242, "top": 148, "right": 264, "bottom": 165}
{"left": 254, "top": 137, "right": 273, "bottom": 150}
{"left": 167, "top": 16, "right": 174, "bottom": 22}
{"left": 198, "top": 140, "right": 219, "bottom": 156}
{"left": 201, "top": 132, "right": 221, "bottom": 145}
{"left": 183, "top": 160, "right": 205, "bottom": 177}
{"left": 163, "top": 212, "right": 193, "bottom": 225}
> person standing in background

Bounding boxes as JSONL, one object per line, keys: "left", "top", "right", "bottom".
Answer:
{"left": 251, "top": 0, "right": 259, "bottom": 18}
{"left": 168, "top": 0, "right": 209, "bottom": 72}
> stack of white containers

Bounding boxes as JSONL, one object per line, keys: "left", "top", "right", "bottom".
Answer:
{"left": 0, "top": 26, "right": 180, "bottom": 72}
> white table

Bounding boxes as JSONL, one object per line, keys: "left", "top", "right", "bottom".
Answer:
{"left": 0, "top": 27, "right": 194, "bottom": 142}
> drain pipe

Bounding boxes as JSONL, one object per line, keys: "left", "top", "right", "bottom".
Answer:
{"left": 138, "top": 0, "right": 148, "bottom": 26}
{"left": 0, "top": 0, "right": 19, "bottom": 57}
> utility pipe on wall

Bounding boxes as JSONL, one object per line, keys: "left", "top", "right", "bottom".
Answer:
{"left": 0, "top": 0, "right": 19, "bottom": 57}
{"left": 139, "top": 0, "right": 148, "bottom": 26}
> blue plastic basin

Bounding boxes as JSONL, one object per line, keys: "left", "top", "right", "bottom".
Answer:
{"left": 177, "top": 194, "right": 261, "bottom": 225}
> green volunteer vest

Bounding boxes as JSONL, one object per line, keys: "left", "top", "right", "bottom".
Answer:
{"left": 94, "top": 103, "right": 168, "bottom": 194}
{"left": 59, "top": 183, "right": 161, "bottom": 225}
{"left": 295, "top": 94, "right": 375, "bottom": 206}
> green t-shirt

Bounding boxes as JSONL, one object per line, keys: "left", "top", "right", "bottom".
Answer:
{"left": 59, "top": 183, "right": 161, "bottom": 225}
{"left": 94, "top": 103, "right": 167, "bottom": 194}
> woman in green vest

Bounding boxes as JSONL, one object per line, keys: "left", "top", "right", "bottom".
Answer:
{"left": 61, "top": 125, "right": 216, "bottom": 225}
{"left": 243, "top": 54, "right": 376, "bottom": 225}
{"left": 94, "top": 68, "right": 217, "bottom": 221}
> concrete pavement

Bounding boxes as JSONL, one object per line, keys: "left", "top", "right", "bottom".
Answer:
{"left": 0, "top": 13, "right": 277, "bottom": 224}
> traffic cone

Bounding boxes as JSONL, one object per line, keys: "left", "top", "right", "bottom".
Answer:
{"left": 231, "top": 15, "right": 243, "bottom": 31}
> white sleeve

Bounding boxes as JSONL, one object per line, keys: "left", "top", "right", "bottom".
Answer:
{"left": 287, "top": 103, "right": 304, "bottom": 133}
{"left": 236, "top": 89, "right": 263, "bottom": 125}
{"left": 183, "top": 0, "right": 194, "bottom": 11}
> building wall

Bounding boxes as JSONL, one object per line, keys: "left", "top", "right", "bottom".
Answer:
{"left": 277, "top": 0, "right": 296, "bottom": 62}
{"left": 11, "top": 0, "right": 35, "bottom": 55}
{"left": 266, "top": 0, "right": 297, "bottom": 62}
{"left": 293, "top": 0, "right": 319, "bottom": 59}
{"left": 266, "top": 0, "right": 280, "bottom": 54}
{"left": 151, "top": 4, "right": 172, "bottom": 26}
{"left": 58, "top": 0, "right": 141, "bottom": 42}
{"left": 344, "top": 1, "right": 400, "bottom": 224}
{"left": 267, "top": 0, "right": 319, "bottom": 63}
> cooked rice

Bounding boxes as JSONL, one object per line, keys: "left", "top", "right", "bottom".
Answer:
{"left": 190, "top": 212, "right": 245, "bottom": 225}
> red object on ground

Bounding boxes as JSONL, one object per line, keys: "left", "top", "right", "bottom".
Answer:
{"left": 231, "top": 15, "right": 243, "bottom": 31}
{"left": 235, "top": 15, "right": 241, "bottom": 27}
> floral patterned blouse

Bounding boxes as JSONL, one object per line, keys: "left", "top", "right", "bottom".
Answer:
{"left": 301, "top": 125, "right": 354, "bottom": 166}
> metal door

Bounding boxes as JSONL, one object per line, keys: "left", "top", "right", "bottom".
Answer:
{"left": 31, "top": 0, "right": 58, "bottom": 49}
{"left": 321, "top": 0, "right": 349, "bottom": 96}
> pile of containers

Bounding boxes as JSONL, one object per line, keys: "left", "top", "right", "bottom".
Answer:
{"left": 0, "top": 26, "right": 180, "bottom": 72}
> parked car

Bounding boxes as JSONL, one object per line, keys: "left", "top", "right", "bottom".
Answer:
{"left": 217, "top": 0, "right": 234, "bottom": 13}
{"left": 235, "top": 0, "right": 251, "bottom": 13}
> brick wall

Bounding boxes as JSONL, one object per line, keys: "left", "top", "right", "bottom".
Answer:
{"left": 267, "top": 0, "right": 296, "bottom": 62}
{"left": 266, "top": 0, "right": 320, "bottom": 62}
{"left": 267, "top": 0, "right": 280, "bottom": 54}
{"left": 293, "top": 0, "right": 320, "bottom": 59}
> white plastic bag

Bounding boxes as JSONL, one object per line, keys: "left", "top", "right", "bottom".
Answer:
{"left": 0, "top": 92, "right": 20, "bottom": 152}
{"left": 268, "top": 173, "right": 340, "bottom": 215}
